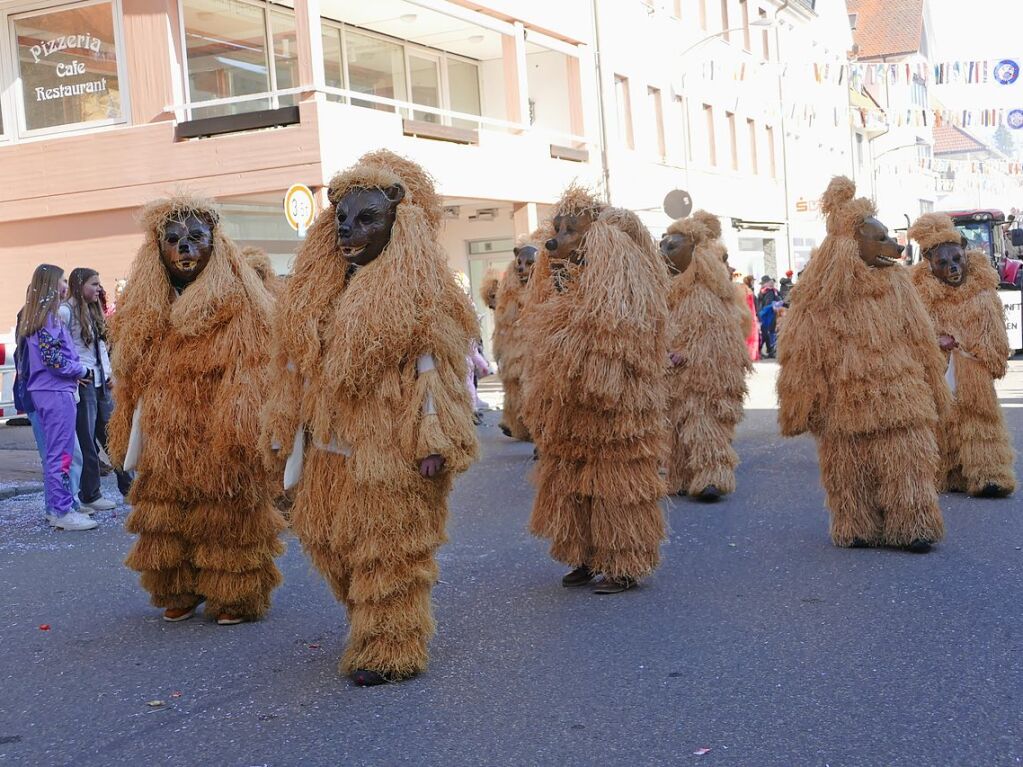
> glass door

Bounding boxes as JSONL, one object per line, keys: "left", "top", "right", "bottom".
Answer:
{"left": 407, "top": 51, "right": 441, "bottom": 123}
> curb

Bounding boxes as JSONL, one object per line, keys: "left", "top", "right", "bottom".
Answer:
{"left": 0, "top": 482, "right": 44, "bottom": 502}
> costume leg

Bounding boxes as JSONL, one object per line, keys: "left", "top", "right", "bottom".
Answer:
{"left": 530, "top": 456, "right": 593, "bottom": 567}
{"left": 187, "top": 497, "right": 286, "bottom": 619}
{"left": 290, "top": 451, "right": 355, "bottom": 608}
{"left": 958, "top": 410, "right": 1016, "bottom": 496}
{"left": 125, "top": 499, "right": 199, "bottom": 610}
{"left": 340, "top": 481, "right": 447, "bottom": 679}
{"left": 666, "top": 418, "right": 694, "bottom": 495}
{"left": 501, "top": 376, "right": 531, "bottom": 441}
{"left": 872, "top": 426, "right": 944, "bottom": 546}
{"left": 580, "top": 452, "right": 666, "bottom": 579}
{"left": 818, "top": 434, "right": 884, "bottom": 546}
{"left": 588, "top": 498, "right": 665, "bottom": 580}
{"left": 682, "top": 415, "right": 739, "bottom": 496}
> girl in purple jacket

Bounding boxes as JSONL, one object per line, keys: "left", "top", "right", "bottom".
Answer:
{"left": 17, "top": 264, "right": 95, "bottom": 531}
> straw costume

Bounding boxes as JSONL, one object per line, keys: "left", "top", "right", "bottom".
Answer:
{"left": 107, "top": 194, "right": 285, "bottom": 622}
{"left": 909, "top": 213, "right": 1016, "bottom": 497}
{"left": 664, "top": 211, "right": 751, "bottom": 498}
{"left": 242, "top": 246, "right": 284, "bottom": 297}
{"left": 776, "top": 177, "right": 949, "bottom": 550}
{"left": 522, "top": 187, "right": 669, "bottom": 590}
{"left": 492, "top": 234, "right": 543, "bottom": 441}
{"left": 480, "top": 271, "right": 500, "bottom": 311}
{"left": 260, "top": 150, "right": 479, "bottom": 683}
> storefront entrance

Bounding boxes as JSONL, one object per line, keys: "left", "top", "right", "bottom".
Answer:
{"left": 467, "top": 237, "right": 514, "bottom": 362}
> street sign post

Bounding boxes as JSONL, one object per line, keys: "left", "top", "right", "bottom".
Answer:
{"left": 284, "top": 183, "right": 316, "bottom": 238}
{"left": 663, "top": 189, "right": 693, "bottom": 220}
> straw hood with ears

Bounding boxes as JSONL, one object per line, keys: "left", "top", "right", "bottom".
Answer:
{"left": 908, "top": 212, "right": 964, "bottom": 255}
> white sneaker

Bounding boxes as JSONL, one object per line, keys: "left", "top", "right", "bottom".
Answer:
{"left": 47, "top": 511, "right": 99, "bottom": 531}
{"left": 80, "top": 496, "right": 116, "bottom": 511}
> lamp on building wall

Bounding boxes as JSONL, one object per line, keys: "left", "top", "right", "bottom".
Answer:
{"left": 677, "top": 16, "right": 775, "bottom": 60}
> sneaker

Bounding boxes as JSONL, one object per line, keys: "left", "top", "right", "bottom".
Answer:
{"left": 80, "top": 496, "right": 116, "bottom": 511}
{"left": 47, "top": 511, "right": 98, "bottom": 531}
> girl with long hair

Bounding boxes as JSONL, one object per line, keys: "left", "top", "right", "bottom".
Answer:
{"left": 60, "top": 268, "right": 132, "bottom": 509}
{"left": 17, "top": 264, "right": 95, "bottom": 531}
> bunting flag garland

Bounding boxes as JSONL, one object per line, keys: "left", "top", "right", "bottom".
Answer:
{"left": 687, "top": 57, "right": 1023, "bottom": 88}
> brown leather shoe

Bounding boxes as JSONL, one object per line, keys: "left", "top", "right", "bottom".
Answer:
{"left": 592, "top": 576, "right": 637, "bottom": 594}
{"left": 163, "top": 603, "right": 200, "bottom": 622}
{"left": 561, "top": 565, "right": 595, "bottom": 587}
{"left": 216, "top": 614, "right": 246, "bottom": 626}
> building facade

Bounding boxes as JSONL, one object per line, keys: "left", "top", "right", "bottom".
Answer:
{"left": 847, "top": 0, "right": 936, "bottom": 232}
{"left": 2, "top": 0, "right": 866, "bottom": 335}
{"left": 593, "top": 0, "right": 854, "bottom": 278}
{"left": 0, "top": 0, "right": 606, "bottom": 348}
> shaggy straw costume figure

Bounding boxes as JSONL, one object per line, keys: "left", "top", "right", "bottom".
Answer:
{"left": 108, "top": 194, "right": 285, "bottom": 622}
{"left": 777, "top": 177, "right": 950, "bottom": 550}
{"left": 908, "top": 213, "right": 1016, "bottom": 497}
{"left": 479, "top": 270, "right": 500, "bottom": 311}
{"left": 663, "top": 211, "right": 751, "bottom": 498}
{"left": 522, "top": 188, "right": 669, "bottom": 591}
{"left": 492, "top": 232, "right": 544, "bottom": 440}
{"left": 241, "top": 245, "right": 284, "bottom": 297}
{"left": 260, "top": 150, "right": 479, "bottom": 683}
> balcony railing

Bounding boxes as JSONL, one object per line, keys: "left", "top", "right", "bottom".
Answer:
{"left": 167, "top": 87, "right": 591, "bottom": 150}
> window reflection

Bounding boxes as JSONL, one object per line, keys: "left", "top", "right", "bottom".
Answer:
{"left": 346, "top": 30, "right": 406, "bottom": 112}
{"left": 184, "top": 0, "right": 270, "bottom": 118}
{"left": 271, "top": 9, "right": 298, "bottom": 107}
{"left": 14, "top": 1, "right": 123, "bottom": 132}
{"left": 448, "top": 58, "right": 481, "bottom": 129}
{"left": 322, "top": 27, "right": 344, "bottom": 100}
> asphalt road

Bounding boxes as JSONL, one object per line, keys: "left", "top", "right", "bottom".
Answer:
{"left": 1, "top": 366, "right": 1022, "bottom": 767}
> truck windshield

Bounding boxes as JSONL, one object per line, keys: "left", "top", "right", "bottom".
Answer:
{"left": 955, "top": 222, "right": 994, "bottom": 258}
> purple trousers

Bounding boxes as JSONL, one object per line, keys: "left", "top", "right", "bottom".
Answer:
{"left": 32, "top": 390, "right": 78, "bottom": 516}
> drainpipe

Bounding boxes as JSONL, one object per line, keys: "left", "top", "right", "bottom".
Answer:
{"left": 774, "top": 0, "right": 793, "bottom": 273}
{"left": 590, "top": 0, "right": 612, "bottom": 204}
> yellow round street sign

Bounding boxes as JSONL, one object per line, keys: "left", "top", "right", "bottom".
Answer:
{"left": 284, "top": 184, "right": 316, "bottom": 233}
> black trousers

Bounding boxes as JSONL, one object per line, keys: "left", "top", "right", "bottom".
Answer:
{"left": 76, "top": 383, "right": 133, "bottom": 501}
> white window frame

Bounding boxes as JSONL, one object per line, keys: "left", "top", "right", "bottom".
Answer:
{"left": 2, "top": 0, "right": 131, "bottom": 141}
{"left": 334, "top": 22, "right": 482, "bottom": 127}
{"left": 321, "top": 17, "right": 349, "bottom": 101}
{"left": 177, "top": 0, "right": 293, "bottom": 120}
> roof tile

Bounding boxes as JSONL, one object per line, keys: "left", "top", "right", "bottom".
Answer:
{"left": 848, "top": 0, "right": 923, "bottom": 59}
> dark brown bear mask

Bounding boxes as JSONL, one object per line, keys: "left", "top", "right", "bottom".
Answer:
{"left": 334, "top": 184, "right": 405, "bottom": 267}
{"left": 925, "top": 239, "right": 969, "bottom": 287}
{"left": 513, "top": 245, "right": 537, "bottom": 284}
{"left": 159, "top": 212, "right": 216, "bottom": 288}
{"left": 545, "top": 212, "right": 595, "bottom": 267}
{"left": 854, "top": 216, "right": 904, "bottom": 269}
{"left": 659, "top": 232, "right": 695, "bottom": 275}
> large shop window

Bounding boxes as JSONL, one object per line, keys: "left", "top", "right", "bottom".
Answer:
{"left": 182, "top": 0, "right": 295, "bottom": 118}
{"left": 10, "top": 0, "right": 125, "bottom": 135}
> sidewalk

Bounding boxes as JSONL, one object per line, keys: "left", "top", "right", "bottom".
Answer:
{"left": 0, "top": 420, "right": 43, "bottom": 499}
